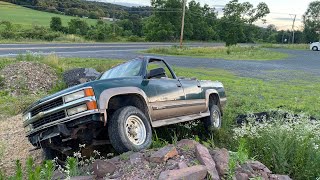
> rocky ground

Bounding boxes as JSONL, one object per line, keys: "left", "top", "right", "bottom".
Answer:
{"left": 54, "top": 139, "right": 291, "bottom": 180}
{"left": 0, "top": 115, "right": 43, "bottom": 176}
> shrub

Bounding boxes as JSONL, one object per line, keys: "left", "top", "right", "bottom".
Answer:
{"left": 50, "top": 17, "right": 63, "bottom": 32}
{"left": 233, "top": 109, "right": 320, "bottom": 180}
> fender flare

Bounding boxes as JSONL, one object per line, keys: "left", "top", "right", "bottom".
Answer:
{"left": 205, "top": 89, "right": 220, "bottom": 109}
{"left": 98, "top": 87, "right": 152, "bottom": 126}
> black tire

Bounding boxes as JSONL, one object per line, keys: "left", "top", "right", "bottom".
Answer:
{"left": 312, "top": 46, "right": 318, "bottom": 51}
{"left": 108, "top": 106, "right": 152, "bottom": 153}
{"left": 202, "top": 104, "right": 222, "bottom": 131}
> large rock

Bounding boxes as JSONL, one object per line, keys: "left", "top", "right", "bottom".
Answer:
{"left": 63, "top": 68, "right": 101, "bottom": 87}
{"left": 177, "top": 139, "right": 199, "bottom": 150}
{"left": 149, "top": 145, "right": 179, "bottom": 163}
{"left": 70, "top": 176, "right": 95, "bottom": 180}
{"left": 195, "top": 144, "right": 220, "bottom": 180}
{"left": 235, "top": 172, "right": 249, "bottom": 180}
{"left": 270, "top": 174, "right": 292, "bottom": 180}
{"left": 211, "top": 148, "right": 229, "bottom": 176}
{"left": 158, "top": 165, "right": 207, "bottom": 180}
{"left": 246, "top": 161, "right": 271, "bottom": 173}
{"left": 129, "top": 152, "right": 144, "bottom": 164}
{"left": 92, "top": 159, "right": 116, "bottom": 178}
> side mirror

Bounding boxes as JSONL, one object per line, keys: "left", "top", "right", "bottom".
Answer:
{"left": 147, "top": 68, "right": 166, "bottom": 79}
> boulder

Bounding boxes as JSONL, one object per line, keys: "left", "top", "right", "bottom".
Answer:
{"left": 235, "top": 172, "right": 249, "bottom": 180}
{"left": 130, "top": 152, "right": 144, "bottom": 164}
{"left": 92, "top": 159, "right": 116, "bottom": 178}
{"left": 63, "top": 68, "right": 101, "bottom": 87}
{"left": 70, "top": 176, "right": 95, "bottom": 180}
{"left": 270, "top": 174, "right": 292, "bottom": 180}
{"left": 176, "top": 139, "right": 199, "bottom": 150}
{"left": 211, "top": 148, "right": 229, "bottom": 176}
{"left": 158, "top": 165, "right": 207, "bottom": 180}
{"left": 149, "top": 145, "right": 178, "bottom": 163}
{"left": 195, "top": 144, "right": 220, "bottom": 180}
{"left": 178, "top": 161, "right": 188, "bottom": 169}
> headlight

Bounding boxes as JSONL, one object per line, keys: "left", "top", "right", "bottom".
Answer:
{"left": 23, "top": 112, "right": 31, "bottom": 121}
{"left": 24, "top": 124, "right": 33, "bottom": 133}
{"left": 64, "top": 90, "right": 85, "bottom": 103}
{"left": 63, "top": 88, "right": 95, "bottom": 103}
{"left": 67, "top": 104, "right": 88, "bottom": 116}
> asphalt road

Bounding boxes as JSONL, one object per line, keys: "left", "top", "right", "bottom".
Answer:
{"left": 0, "top": 42, "right": 318, "bottom": 80}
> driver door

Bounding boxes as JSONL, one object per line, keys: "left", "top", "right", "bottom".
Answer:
{"left": 142, "top": 59, "right": 186, "bottom": 120}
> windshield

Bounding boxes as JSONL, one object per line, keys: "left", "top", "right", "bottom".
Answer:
{"left": 99, "top": 59, "right": 143, "bottom": 79}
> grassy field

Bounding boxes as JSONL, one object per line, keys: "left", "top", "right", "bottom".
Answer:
{"left": 0, "top": 54, "right": 318, "bottom": 120}
{"left": 0, "top": 1, "right": 98, "bottom": 27}
{"left": 143, "top": 46, "right": 289, "bottom": 60}
{"left": 1, "top": 54, "right": 319, "bottom": 179}
{"left": 260, "top": 43, "right": 309, "bottom": 50}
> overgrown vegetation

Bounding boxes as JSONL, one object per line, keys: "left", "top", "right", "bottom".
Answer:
{"left": 233, "top": 110, "right": 320, "bottom": 179}
{"left": 260, "top": 43, "right": 309, "bottom": 50}
{"left": 144, "top": 46, "right": 289, "bottom": 60}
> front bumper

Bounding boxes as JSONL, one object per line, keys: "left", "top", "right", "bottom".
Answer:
{"left": 26, "top": 109, "right": 102, "bottom": 136}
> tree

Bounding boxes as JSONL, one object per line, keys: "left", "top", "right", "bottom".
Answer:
{"left": 144, "top": 0, "right": 182, "bottom": 41}
{"left": 68, "top": 19, "right": 89, "bottom": 36}
{"left": 50, "top": 17, "right": 62, "bottom": 32}
{"left": 222, "top": 0, "right": 270, "bottom": 46}
{"left": 303, "top": 1, "right": 320, "bottom": 42}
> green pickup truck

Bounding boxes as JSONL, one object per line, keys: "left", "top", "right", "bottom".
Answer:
{"left": 23, "top": 56, "right": 226, "bottom": 158}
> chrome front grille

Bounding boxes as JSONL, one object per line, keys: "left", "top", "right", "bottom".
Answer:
{"left": 31, "top": 111, "right": 66, "bottom": 129}
{"left": 31, "top": 97, "right": 64, "bottom": 117}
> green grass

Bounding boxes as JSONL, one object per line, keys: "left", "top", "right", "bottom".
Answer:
{"left": 143, "top": 46, "right": 289, "bottom": 60}
{"left": 0, "top": 1, "right": 98, "bottom": 27}
{"left": 260, "top": 43, "right": 309, "bottom": 50}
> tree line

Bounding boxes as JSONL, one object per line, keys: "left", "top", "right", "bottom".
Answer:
{"left": 1, "top": 0, "right": 320, "bottom": 44}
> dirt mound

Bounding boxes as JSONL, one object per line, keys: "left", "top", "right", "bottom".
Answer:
{"left": 0, "top": 61, "right": 58, "bottom": 95}
{"left": 0, "top": 115, "right": 43, "bottom": 176}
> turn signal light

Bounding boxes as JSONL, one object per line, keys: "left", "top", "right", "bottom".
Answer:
{"left": 86, "top": 101, "right": 97, "bottom": 110}
{"left": 84, "top": 88, "right": 95, "bottom": 96}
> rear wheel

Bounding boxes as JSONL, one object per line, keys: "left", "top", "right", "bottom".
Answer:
{"left": 108, "top": 106, "right": 152, "bottom": 153}
{"left": 202, "top": 104, "right": 222, "bottom": 131}
{"left": 312, "top": 46, "right": 318, "bottom": 51}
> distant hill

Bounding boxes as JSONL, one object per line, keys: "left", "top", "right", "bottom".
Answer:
{"left": 2, "top": 0, "right": 153, "bottom": 19}
{"left": 0, "top": 1, "right": 98, "bottom": 27}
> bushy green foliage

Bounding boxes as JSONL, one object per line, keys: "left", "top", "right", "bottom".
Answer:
{"left": 233, "top": 110, "right": 320, "bottom": 179}
{"left": 50, "top": 17, "right": 63, "bottom": 32}
{"left": 228, "top": 139, "right": 249, "bottom": 179}
{"left": 144, "top": 46, "right": 289, "bottom": 60}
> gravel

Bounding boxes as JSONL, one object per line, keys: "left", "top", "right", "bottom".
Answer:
{"left": 0, "top": 61, "right": 58, "bottom": 96}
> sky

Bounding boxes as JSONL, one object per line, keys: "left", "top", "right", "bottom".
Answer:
{"left": 99, "top": 0, "right": 313, "bottom": 30}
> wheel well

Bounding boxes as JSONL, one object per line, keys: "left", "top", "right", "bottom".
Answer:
{"left": 209, "top": 93, "right": 223, "bottom": 115}
{"left": 107, "top": 94, "right": 149, "bottom": 118}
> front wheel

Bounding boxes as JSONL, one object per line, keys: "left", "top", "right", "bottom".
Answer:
{"left": 312, "top": 46, "right": 318, "bottom": 51}
{"left": 108, "top": 106, "right": 152, "bottom": 153}
{"left": 202, "top": 104, "right": 222, "bottom": 131}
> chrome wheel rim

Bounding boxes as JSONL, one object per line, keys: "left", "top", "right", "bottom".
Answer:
{"left": 125, "top": 115, "right": 146, "bottom": 145}
{"left": 212, "top": 110, "right": 220, "bottom": 128}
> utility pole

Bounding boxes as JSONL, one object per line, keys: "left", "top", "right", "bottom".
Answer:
{"left": 113, "top": 1, "right": 116, "bottom": 35}
{"left": 179, "top": 0, "right": 186, "bottom": 48}
{"left": 290, "top": 14, "right": 296, "bottom": 44}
